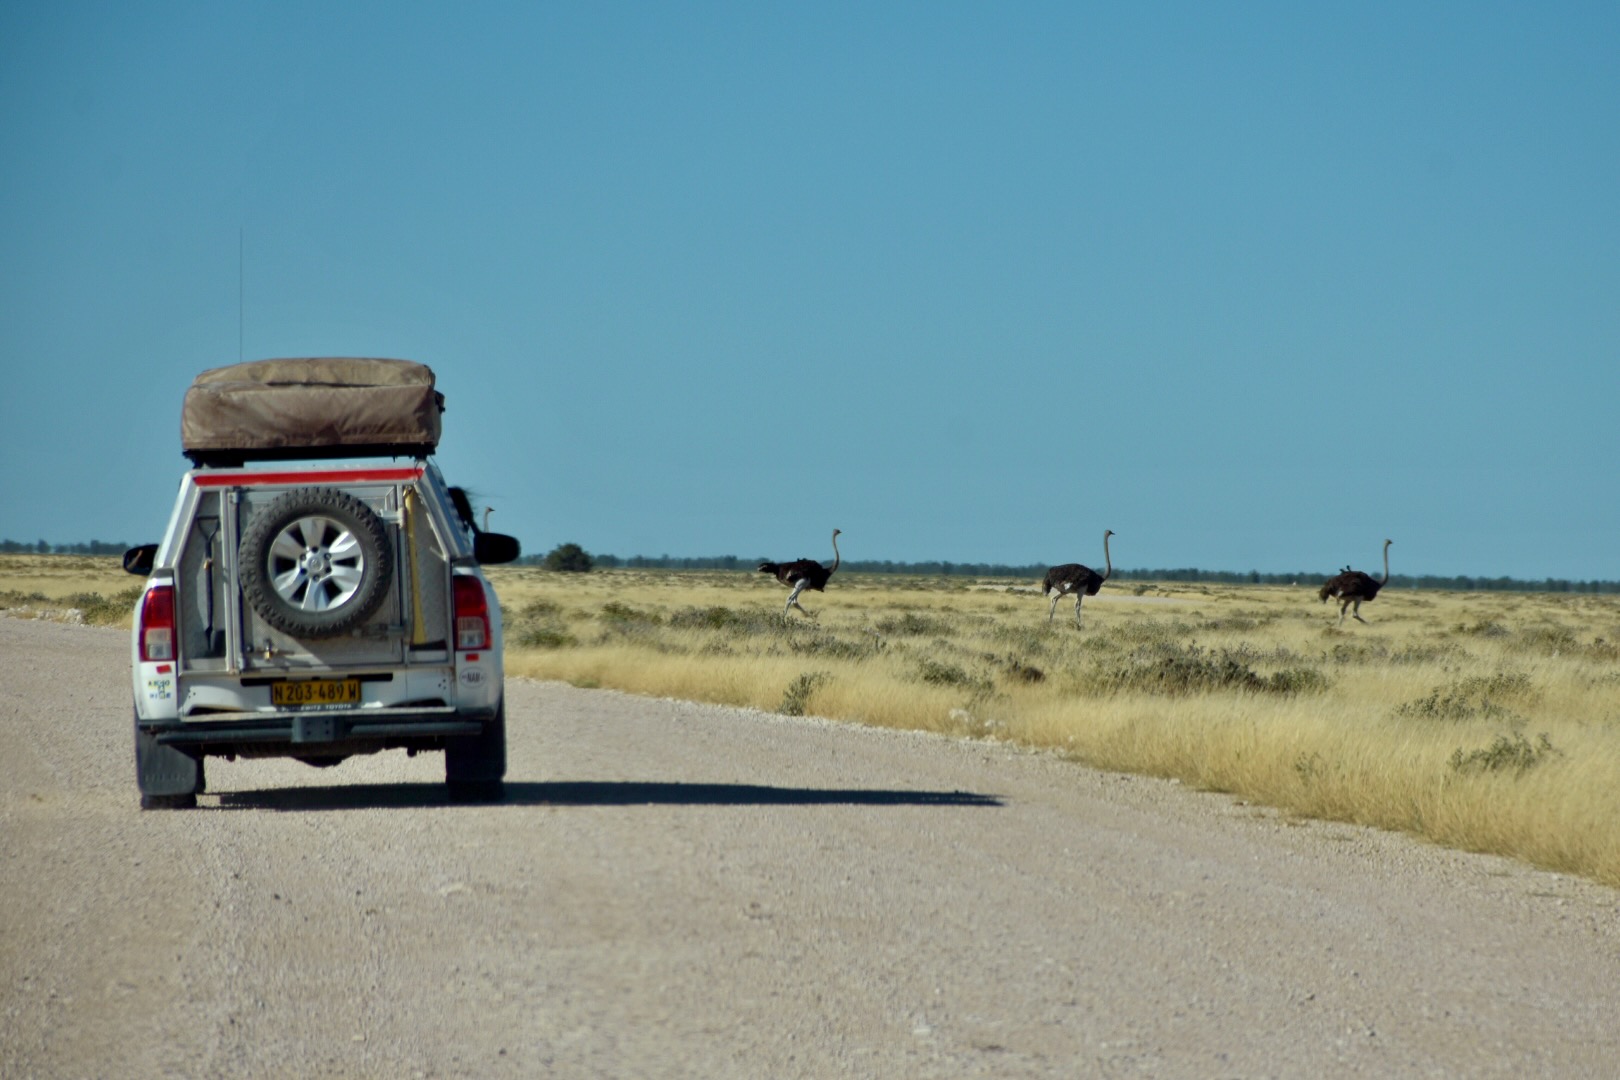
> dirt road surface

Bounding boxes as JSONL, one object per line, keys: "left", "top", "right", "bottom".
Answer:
{"left": 4, "top": 617, "right": 1619, "bottom": 1078}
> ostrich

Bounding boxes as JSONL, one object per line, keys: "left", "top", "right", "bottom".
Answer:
{"left": 758, "top": 529, "right": 842, "bottom": 618}
{"left": 1318, "top": 539, "right": 1393, "bottom": 625}
{"left": 1042, "top": 529, "right": 1114, "bottom": 627}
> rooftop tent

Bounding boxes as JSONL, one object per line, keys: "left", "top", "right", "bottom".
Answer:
{"left": 180, "top": 357, "right": 443, "bottom": 466}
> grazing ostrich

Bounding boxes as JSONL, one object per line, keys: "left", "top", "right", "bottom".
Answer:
{"left": 1042, "top": 529, "right": 1114, "bottom": 627}
{"left": 758, "top": 529, "right": 842, "bottom": 617}
{"left": 1319, "top": 539, "right": 1393, "bottom": 625}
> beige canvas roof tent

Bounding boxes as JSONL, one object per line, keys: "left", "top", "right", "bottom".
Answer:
{"left": 180, "top": 357, "right": 443, "bottom": 466}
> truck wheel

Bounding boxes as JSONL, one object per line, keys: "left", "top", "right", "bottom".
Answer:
{"left": 240, "top": 487, "right": 393, "bottom": 638}
{"left": 446, "top": 701, "right": 506, "bottom": 803}
{"left": 135, "top": 710, "right": 203, "bottom": 809}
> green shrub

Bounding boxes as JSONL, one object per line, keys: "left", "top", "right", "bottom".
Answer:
{"left": 1518, "top": 625, "right": 1579, "bottom": 653}
{"left": 875, "top": 611, "right": 952, "bottom": 637}
{"left": 789, "top": 631, "right": 879, "bottom": 661}
{"left": 1084, "top": 643, "right": 1261, "bottom": 696}
{"left": 516, "top": 626, "right": 577, "bottom": 649}
{"left": 1266, "top": 666, "right": 1331, "bottom": 695}
{"left": 780, "top": 671, "right": 830, "bottom": 716}
{"left": 914, "top": 657, "right": 991, "bottom": 693}
{"left": 1449, "top": 732, "right": 1560, "bottom": 776}
{"left": 1396, "top": 673, "right": 1534, "bottom": 721}
{"left": 668, "top": 605, "right": 780, "bottom": 634}
{"left": 599, "top": 601, "right": 661, "bottom": 625}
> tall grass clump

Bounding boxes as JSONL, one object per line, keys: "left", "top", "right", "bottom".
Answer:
{"left": 780, "top": 671, "right": 831, "bottom": 716}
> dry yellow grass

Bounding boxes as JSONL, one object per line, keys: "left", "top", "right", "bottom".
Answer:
{"left": 491, "top": 566, "right": 1620, "bottom": 887}
{"left": 8, "top": 556, "right": 1618, "bottom": 886}
{"left": 0, "top": 554, "right": 145, "bottom": 625}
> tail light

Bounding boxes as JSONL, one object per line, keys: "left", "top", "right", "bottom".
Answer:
{"left": 452, "top": 576, "right": 489, "bottom": 651}
{"left": 139, "top": 585, "right": 176, "bottom": 661}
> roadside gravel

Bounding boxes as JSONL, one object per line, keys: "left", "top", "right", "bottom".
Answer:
{"left": 3, "top": 617, "right": 1618, "bottom": 1078}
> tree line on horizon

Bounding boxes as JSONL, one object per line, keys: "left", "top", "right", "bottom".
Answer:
{"left": 1, "top": 538, "right": 130, "bottom": 557}
{"left": 8, "top": 537, "right": 1614, "bottom": 595}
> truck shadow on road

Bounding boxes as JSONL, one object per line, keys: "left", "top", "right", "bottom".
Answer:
{"left": 214, "top": 781, "right": 1004, "bottom": 812}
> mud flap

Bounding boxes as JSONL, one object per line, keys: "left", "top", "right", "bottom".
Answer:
{"left": 135, "top": 711, "right": 203, "bottom": 801}
{"left": 445, "top": 700, "right": 506, "bottom": 802}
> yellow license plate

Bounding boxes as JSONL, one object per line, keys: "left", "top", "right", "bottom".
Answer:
{"left": 271, "top": 678, "right": 361, "bottom": 708}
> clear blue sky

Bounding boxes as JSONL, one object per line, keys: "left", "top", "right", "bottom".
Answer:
{"left": 3, "top": 2, "right": 1616, "bottom": 580}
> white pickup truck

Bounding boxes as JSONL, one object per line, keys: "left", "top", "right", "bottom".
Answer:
{"left": 125, "top": 358, "right": 520, "bottom": 808}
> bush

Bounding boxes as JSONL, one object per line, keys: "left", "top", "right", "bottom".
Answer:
{"left": 1267, "top": 667, "right": 1332, "bottom": 695}
{"left": 519, "top": 597, "right": 562, "bottom": 618}
{"left": 913, "top": 657, "right": 992, "bottom": 693}
{"left": 1449, "top": 732, "right": 1560, "bottom": 776}
{"left": 668, "top": 605, "right": 775, "bottom": 633}
{"left": 1081, "top": 643, "right": 1326, "bottom": 697}
{"left": 599, "top": 601, "right": 661, "bottom": 625}
{"left": 875, "top": 612, "right": 952, "bottom": 637}
{"left": 780, "top": 671, "right": 830, "bottom": 716}
{"left": 1396, "top": 673, "right": 1534, "bottom": 722}
{"left": 788, "top": 630, "right": 878, "bottom": 661}
{"left": 543, "top": 543, "right": 593, "bottom": 573}
{"left": 516, "top": 626, "right": 577, "bottom": 649}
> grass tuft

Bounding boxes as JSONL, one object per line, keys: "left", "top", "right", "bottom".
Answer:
{"left": 780, "top": 671, "right": 831, "bottom": 716}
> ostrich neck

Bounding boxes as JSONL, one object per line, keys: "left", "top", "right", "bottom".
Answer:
{"left": 829, "top": 532, "right": 841, "bottom": 574}
{"left": 1101, "top": 532, "right": 1112, "bottom": 581}
{"left": 1381, "top": 543, "right": 1390, "bottom": 584}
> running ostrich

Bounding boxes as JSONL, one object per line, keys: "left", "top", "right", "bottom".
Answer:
{"left": 1042, "top": 529, "right": 1115, "bottom": 627}
{"left": 758, "top": 529, "right": 842, "bottom": 618}
{"left": 1318, "top": 539, "right": 1393, "bottom": 625}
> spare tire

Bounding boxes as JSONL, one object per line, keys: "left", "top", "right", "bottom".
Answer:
{"left": 240, "top": 487, "right": 394, "bottom": 638}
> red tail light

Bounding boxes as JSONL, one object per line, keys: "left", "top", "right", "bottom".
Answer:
{"left": 452, "top": 576, "right": 489, "bottom": 651}
{"left": 139, "top": 585, "right": 176, "bottom": 661}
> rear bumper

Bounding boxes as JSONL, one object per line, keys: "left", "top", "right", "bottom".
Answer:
{"left": 144, "top": 705, "right": 496, "bottom": 749}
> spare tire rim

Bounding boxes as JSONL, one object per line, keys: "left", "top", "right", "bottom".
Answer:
{"left": 267, "top": 515, "right": 367, "bottom": 612}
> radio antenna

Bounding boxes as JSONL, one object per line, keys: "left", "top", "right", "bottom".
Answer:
{"left": 238, "top": 226, "right": 244, "bottom": 362}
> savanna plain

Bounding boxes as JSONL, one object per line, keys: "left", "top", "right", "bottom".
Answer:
{"left": 6, "top": 554, "right": 1620, "bottom": 889}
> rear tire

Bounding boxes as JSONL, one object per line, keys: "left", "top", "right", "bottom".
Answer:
{"left": 446, "top": 700, "right": 506, "bottom": 803}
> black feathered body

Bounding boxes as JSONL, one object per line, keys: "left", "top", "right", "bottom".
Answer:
{"left": 758, "top": 558, "right": 835, "bottom": 593}
{"left": 1042, "top": 563, "right": 1105, "bottom": 598}
{"left": 1318, "top": 539, "right": 1393, "bottom": 625}
{"left": 1318, "top": 571, "right": 1382, "bottom": 603}
{"left": 1041, "top": 529, "right": 1115, "bottom": 627}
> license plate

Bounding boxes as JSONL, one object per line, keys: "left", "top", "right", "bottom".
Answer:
{"left": 271, "top": 678, "right": 361, "bottom": 708}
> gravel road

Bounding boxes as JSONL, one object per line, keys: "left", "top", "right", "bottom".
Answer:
{"left": 4, "top": 616, "right": 1618, "bottom": 1078}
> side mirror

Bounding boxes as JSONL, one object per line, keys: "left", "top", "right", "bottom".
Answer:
{"left": 123, "top": 544, "right": 158, "bottom": 576}
{"left": 473, "top": 532, "right": 521, "bottom": 565}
